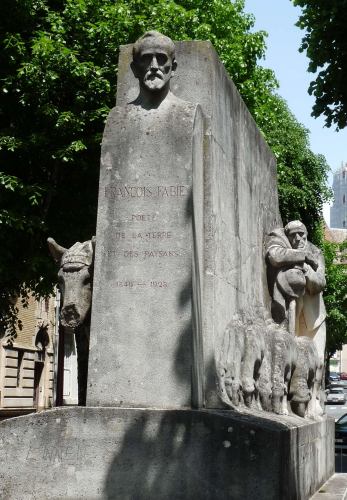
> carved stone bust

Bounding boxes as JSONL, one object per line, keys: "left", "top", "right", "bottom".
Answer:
{"left": 130, "top": 31, "right": 182, "bottom": 110}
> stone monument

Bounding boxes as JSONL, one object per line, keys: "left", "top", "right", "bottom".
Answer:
{"left": 0, "top": 33, "right": 334, "bottom": 500}
{"left": 88, "top": 31, "right": 205, "bottom": 408}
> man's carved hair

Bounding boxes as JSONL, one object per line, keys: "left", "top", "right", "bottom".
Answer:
{"left": 284, "top": 220, "right": 307, "bottom": 236}
{"left": 132, "top": 31, "right": 175, "bottom": 62}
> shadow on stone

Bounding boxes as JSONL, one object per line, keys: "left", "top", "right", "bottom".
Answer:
{"left": 103, "top": 409, "right": 288, "bottom": 500}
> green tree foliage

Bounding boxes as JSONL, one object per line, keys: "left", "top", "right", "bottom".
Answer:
{"left": 258, "top": 95, "right": 331, "bottom": 236}
{"left": 0, "top": 0, "right": 331, "bottom": 332}
{"left": 322, "top": 240, "right": 347, "bottom": 362}
{"left": 293, "top": 0, "right": 347, "bottom": 129}
{"left": 292, "top": 0, "right": 347, "bottom": 354}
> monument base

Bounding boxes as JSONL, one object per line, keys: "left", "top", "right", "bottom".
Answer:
{"left": 0, "top": 407, "right": 333, "bottom": 499}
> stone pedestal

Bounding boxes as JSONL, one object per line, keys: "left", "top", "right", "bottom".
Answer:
{"left": 0, "top": 408, "right": 335, "bottom": 500}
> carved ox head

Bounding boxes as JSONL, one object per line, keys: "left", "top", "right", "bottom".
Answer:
{"left": 48, "top": 237, "right": 95, "bottom": 329}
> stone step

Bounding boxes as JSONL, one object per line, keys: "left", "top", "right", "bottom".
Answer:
{"left": 311, "top": 474, "right": 347, "bottom": 499}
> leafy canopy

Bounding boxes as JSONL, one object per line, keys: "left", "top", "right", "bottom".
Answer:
{"left": 293, "top": 0, "right": 347, "bottom": 129}
{"left": 258, "top": 94, "right": 331, "bottom": 236}
{"left": 0, "top": 0, "right": 331, "bottom": 334}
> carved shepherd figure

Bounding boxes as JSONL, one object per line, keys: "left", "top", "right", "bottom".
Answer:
{"left": 48, "top": 237, "right": 95, "bottom": 405}
{"left": 265, "top": 220, "right": 326, "bottom": 416}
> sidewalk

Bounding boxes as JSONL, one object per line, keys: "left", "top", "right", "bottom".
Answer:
{"left": 311, "top": 474, "right": 347, "bottom": 499}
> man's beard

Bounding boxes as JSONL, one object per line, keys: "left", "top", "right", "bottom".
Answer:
{"left": 143, "top": 71, "right": 166, "bottom": 90}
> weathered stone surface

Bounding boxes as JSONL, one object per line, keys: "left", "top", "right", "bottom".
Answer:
{"left": 89, "top": 40, "right": 281, "bottom": 409}
{"left": 217, "top": 315, "right": 298, "bottom": 415}
{"left": 0, "top": 407, "right": 335, "bottom": 500}
{"left": 88, "top": 88, "right": 204, "bottom": 408}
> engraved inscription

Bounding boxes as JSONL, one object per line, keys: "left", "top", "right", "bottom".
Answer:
{"left": 131, "top": 231, "right": 172, "bottom": 239}
{"left": 115, "top": 280, "right": 135, "bottom": 288}
{"left": 26, "top": 437, "right": 122, "bottom": 468}
{"left": 131, "top": 214, "right": 156, "bottom": 221}
{"left": 103, "top": 179, "right": 188, "bottom": 292}
{"left": 124, "top": 250, "right": 139, "bottom": 258}
{"left": 143, "top": 250, "right": 179, "bottom": 258}
{"left": 105, "top": 249, "right": 179, "bottom": 259}
{"left": 115, "top": 280, "right": 168, "bottom": 289}
{"left": 105, "top": 184, "right": 188, "bottom": 199}
{"left": 107, "top": 250, "right": 117, "bottom": 257}
{"left": 123, "top": 250, "right": 179, "bottom": 258}
{"left": 27, "top": 440, "right": 81, "bottom": 465}
{"left": 108, "top": 230, "right": 172, "bottom": 240}
{"left": 150, "top": 280, "right": 168, "bottom": 288}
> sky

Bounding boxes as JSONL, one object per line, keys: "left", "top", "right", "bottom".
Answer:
{"left": 244, "top": 0, "right": 347, "bottom": 226}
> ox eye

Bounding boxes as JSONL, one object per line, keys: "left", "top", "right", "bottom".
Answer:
{"left": 83, "top": 275, "right": 91, "bottom": 285}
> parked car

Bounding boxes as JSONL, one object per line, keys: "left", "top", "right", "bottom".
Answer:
{"left": 328, "top": 381, "right": 347, "bottom": 389}
{"left": 330, "top": 372, "right": 340, "bottom": 382}
{"left": 335, "top": 413, "right": 347, "bottom": 451}
{"left": 328, "top": 382, "right": 347, "bottom": 398}
{"left": 327, "top": 387, "right": 346, "bottom": 404}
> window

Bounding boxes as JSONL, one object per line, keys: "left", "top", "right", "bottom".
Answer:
{"left": 338, "top": 414, "right": 347, "bottom": 425}
{"left": 17, "top": 351, "right": 24, "bottom": 387}
{"left": 343, "top": 195, "right": 346, "bottom": 204}
{"left": 330, "top": 389, "right": 344, "bottom": 394}
{"left": 344, "top": 220, "right": 346, "bottom": 228}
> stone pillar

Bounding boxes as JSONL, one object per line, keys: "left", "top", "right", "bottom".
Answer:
{"left": 88, "top": 90, "right": 204, "bottom": 407}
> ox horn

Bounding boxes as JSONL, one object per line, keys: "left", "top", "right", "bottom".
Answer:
{"left": 47, "top": 237, "right": 67, "bottom": 265}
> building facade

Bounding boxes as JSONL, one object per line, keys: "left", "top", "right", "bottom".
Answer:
{"left": 0, "top": 294, "right": 57, "bottom": 417}
{"left": 330, "top": 162, "right": 347, "bottom": 228}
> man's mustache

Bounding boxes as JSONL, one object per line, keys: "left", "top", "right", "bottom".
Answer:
{"left": 144, "top": 70, "right": 164, "bottom": 81}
